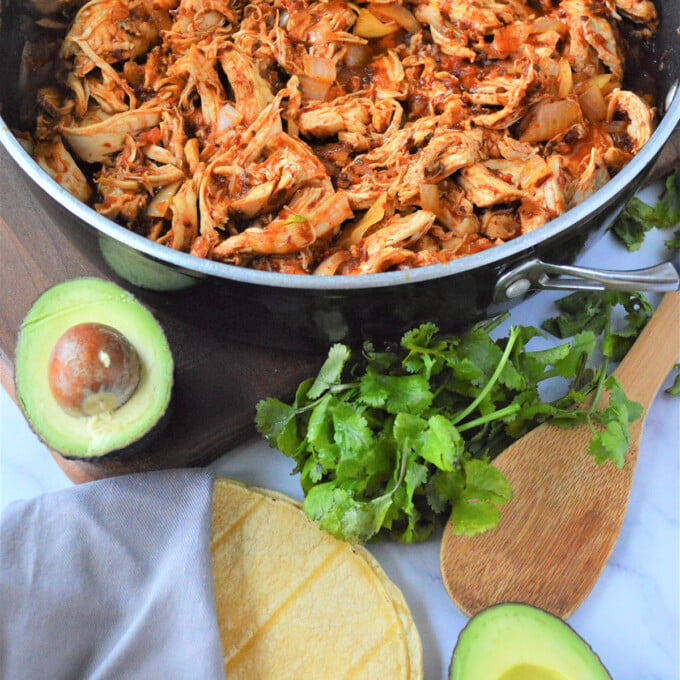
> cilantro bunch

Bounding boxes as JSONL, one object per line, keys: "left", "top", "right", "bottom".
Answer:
{"left": 256, "top": 292, "right": 649, "bottom": 545}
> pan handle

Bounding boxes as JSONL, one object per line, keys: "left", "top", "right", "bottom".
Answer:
{"left": 493, "top": 258, "right": 679, "bottom": 303}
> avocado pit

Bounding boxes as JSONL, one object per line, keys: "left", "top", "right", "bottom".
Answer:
{"left": 48, "top": 322, "right": 141, "bottom": 417}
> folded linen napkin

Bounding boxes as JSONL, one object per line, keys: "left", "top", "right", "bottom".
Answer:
{"left": 0, "top": 468, "right": 227, "bottom": 680}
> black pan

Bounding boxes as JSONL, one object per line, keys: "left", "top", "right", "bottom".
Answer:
{"left": 1, "top": 0, "right": 678, "bottom": 350}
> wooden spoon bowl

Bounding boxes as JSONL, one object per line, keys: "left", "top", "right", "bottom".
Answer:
{"left": 440, "top": 292, "right": 680, "bottom": 619}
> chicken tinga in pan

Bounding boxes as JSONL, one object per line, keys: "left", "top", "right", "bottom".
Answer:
{"left": 23, "top": 0, "right": 658, "bottom": 275}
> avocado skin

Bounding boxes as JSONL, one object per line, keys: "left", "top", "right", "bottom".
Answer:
{"left": 14, "top": 278, "right": 174, "bottom": 461}
{"left": 449, "top": 602, "right": 612, "bottom": 680}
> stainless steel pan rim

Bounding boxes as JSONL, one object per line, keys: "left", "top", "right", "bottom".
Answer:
{"left": 2, "top": 82, "right": 679, "bottom": 293}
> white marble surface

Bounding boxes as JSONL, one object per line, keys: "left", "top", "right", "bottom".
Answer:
{"left": 1, "top": 185, "right": 678, "bottom": 679}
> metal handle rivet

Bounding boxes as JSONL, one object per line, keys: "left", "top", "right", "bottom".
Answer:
{"left": 504, "top": 278, "right": 532, "bottom": 299}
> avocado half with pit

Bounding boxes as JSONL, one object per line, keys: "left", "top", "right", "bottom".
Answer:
{"left": 450, "top": 603, "right": 611, "bottom": 680}
{"left": 15, "top": 278, "right": 174, "bottom": 460}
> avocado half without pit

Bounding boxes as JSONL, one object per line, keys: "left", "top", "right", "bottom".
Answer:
{"left": 450, "top": 603, "right": 611, "bottom": 680}
{"left": 15, "top": 278, "right": 174, "bottom": 460}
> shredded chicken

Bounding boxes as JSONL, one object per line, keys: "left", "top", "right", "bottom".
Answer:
{"left": 27, "top": 0, "right": 658, "bottom": 275}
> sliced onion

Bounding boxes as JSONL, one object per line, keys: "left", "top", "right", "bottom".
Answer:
{"left": 217, "top": 103, "right": 242, "bottom": 133}
{"left": 299, "top": 76, "right": 332, "bottom": 101}
{"left": 196, "top": 10, "right": 223, "bottom": 32}
{"left": 61, "top": 108, "right": 162, "bottom": 164}
{"left": 519, "top": 99, "right": 582, "bottom": 143}
{"left": 368, "top": 3, "right": 421, "bottom": 33}
{"left": 531, "top": 17, "right": 568, "bottom": 34}
{"left": 144, "top": 144, "right": 180, "bottom": 166}
{"left": 557, "top": 59, "right": 573, "bottom": 99}
{"left": 414, "top": 2, "right": 442, "bottom": 32}
{"left": 344, "top": 43, "right": 372, "bottom": 68}
{"left": 585, "top": 73, "right": 616, "bottom": 96}
{"left": 492, "top": 23, "right": 530, "bottom": 54}
{"left": 605, "top": 120, "right": 628, "bottom": 134}
{"left": 544, "top": 59, "right": 561, "bottom": 80}
{"left": 98, "top": 177, "right": 141, "bottom": 192}
{"left": 36, "top": 17, "right": 68, "bottom": 29}
{"left": 419, "top": 184, "right": 440, "bottom": 215}
{"left": 518, "top": 156, "right": 551, "bottom": 189}
{"left": 300, "top": 56, "right": 336, "bottom": 100}
{"left": 147, "top": 180, "right": 182, "bottom": 218}
{"left": 304, "top": 55, "right": 337, "bottom": 82}
{"left": 339, "top": 193, "right": 388, "bottom": 245}
{"left": 579, "top": 85, "right": 608, "bottom": 123}
{"left": 313, "top": 251, "right": 351, "bottom": 275}
{"left": 354, "top": 9, "right": 399, "bottom": 38}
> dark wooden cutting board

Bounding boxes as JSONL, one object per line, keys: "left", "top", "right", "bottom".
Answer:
{"left": 0, "top": 146, "right": 326, "bottom": 483}
{"left": 1, "top": 132, "right": 678, "bottom": 484}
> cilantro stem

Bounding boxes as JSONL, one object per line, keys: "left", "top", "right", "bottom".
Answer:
{"left": 330, "top": 382, "right": 359, "bottom": 394}
{"left": 392, "top": 443, "right": 410, "bottom": 494}
{"left": 374, "top": 442, "right": 411, "bottom": 507}
{"left": 583, "top": 359, "right": 611, "bottom": 441}
{"left": 586, "top": 308, "right": 614, "bottom": 417}
{"left": 451, "top": 327, "right": 520, "bottom": 426}
{"left": 587, "top": 360, "right": 610, "bottom": 415}
{"left": 296, "top": 382, "right": 359, "bottom": 414}
{"left": 457, "top": 403, "right": 522, "bottom": 432}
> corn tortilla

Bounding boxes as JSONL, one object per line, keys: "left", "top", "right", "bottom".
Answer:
{"left": 211, "top": 477, "right": 423, "bottom": 679}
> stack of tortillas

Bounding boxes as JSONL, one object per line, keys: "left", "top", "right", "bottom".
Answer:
{"left": 211, "top": 478, "right": 423, "bottom": 679}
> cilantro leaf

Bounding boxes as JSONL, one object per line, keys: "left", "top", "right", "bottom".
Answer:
{"left": 588, "top": 376, "right": 643, "bottom": 467}
{"left": 553, "top": 332, "right": 597, "bottom": 378}
{"left": 426, "top": 468, "right": 464, "bottom": 514}
{"left": 306, "top": 394, "right": 335, "bottom": 448}
{"left": 359, "top": 369, "right": 433, "bottom": 414}
{"left": 612, "top": 169, "right": 680, "bottom": 250}
{"left": 463, "top": 458, "right": 514, "bottom": 505}
{"left": 285, "top": 213, "right": 309, "bottom": 223}
{"left": 665, "top": 230, "right": 680, "bottom": 250}
{"left": 304, "top": 483, "right": 394, "bottom": 544}
{"left": 450, "top": 498, "right": 503, "bottom": 536}
{"left": 393, "top": 457, "right": 432, "bottom": 543}
{"left": 401, "top": 322, "right": 445, "bottom": 377}
{"left": 449, "top": 459, "right": 513, "bottom": 536}
{"left": 456, "top": 326, "right": 505, "bottom": 386}
{"left": 420, "top": 415, "right": 465, "bottom": 471}
{"left": 255, "top": 398, "right": 296, "bottom": 445}
{"left": 331, "top": 402, "right": 372, "bottom": 453}
{"left": 542, "top": 292, "right": 609, "bottom": 338}
{"left": 666, "top": 367, "right": 680, "bottom": 397}
{"left": 604, "top": 293, "right": 654, "bottom": 360}
{"left": 588, "top": 420, "right": 630, "bottom": 467}
{"left": 307, "top": 344, "right": 350, "bottom": 399}
{"left": 401, "top": 322, "right": 440, "bottom": 349}
{"left": 655, "top": 169, "right": 680, "bottom": 228}
{"left": 611, "top": 197, "right": 657, "bottom": 251}
{"left": 603, "top": 375, "right": 644, "bottom": 423}
{"left": 542, "top": 291, "right": 652, "bottom": 363}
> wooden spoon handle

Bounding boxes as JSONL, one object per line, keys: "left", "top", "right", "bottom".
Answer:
{"left": 614, "top": 292, "right": 680, "bottom": 409}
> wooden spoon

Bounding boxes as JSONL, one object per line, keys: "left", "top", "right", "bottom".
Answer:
{"left": 440, "top": 292, "right": 680, "bottom": 619}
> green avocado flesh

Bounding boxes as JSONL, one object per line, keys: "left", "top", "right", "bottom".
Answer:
{"left": 15, "top": 278, "right": 173, "bottom": 459}
{"left": 450, "top": 603, "right": 611, "bottom": 680}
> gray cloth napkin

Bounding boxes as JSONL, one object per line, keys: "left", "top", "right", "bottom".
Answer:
{"left": 0, "top": 468, "right": 227, "bottom": 680}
